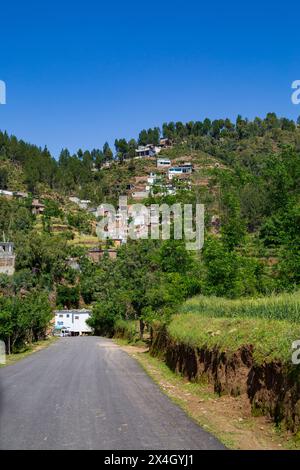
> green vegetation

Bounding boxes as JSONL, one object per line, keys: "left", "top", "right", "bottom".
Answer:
{"left": 156, "top": 291, "right": 300, "bottom": 365}
{"left": 168, "top": 314, "right": 300, "bottom": 364}
{"left": 114, "top": 319, "right": 141, "bottom": 343}
{"left": 181, "top": 291, "right": 300, "bottom": 322}
{"left": 0, "top": 292, "right": 52, "bottom": 354}
{"left": 1, "top": 113, "right": 300, "bottom": 355}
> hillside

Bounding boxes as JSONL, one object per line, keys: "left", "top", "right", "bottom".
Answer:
{"left": 0, "top": 113, "right": 299, "bottom": 350}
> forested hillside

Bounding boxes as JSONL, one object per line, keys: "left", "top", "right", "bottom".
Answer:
{"left": 0, "top": 113, "right": 299, "bottom": 349}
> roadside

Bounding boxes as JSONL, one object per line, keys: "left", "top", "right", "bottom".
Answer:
{"left": 116, "top": 339, "right": 300, "bottom": 450}
{"left": 0, "top": 336, "right": 58, "bottom": 368}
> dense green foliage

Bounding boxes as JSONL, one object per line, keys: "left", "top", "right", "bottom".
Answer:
{"left": 0, "top": 292, "right": 52, "bottom": 353}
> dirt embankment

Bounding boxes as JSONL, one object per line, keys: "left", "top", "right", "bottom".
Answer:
{"left": 150, "top": 326, "right": 300, "bottom": 433}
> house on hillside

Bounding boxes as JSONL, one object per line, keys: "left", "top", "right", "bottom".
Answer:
{"left": 135, "top": 144, "right": 161, "bottom": 158}
{"left": 87, "top": 247, "right": 117, "bottom": 262}
{"left": 14, "top": 191, "right": 29, "bottom": 199}
{"left": 147, "top": 172, "right": 157, "bottom": 185}
{"left": 54, "top": 309, "right": 93, "bottom": 336}
{"left": 69, "top": 196, "right": 80, "bottom": 204}
{"left": 31, "top": 199, "right": 45, "bottom": 215}
{"left": 0, "top": 189, "right": 14, "bottom": 199}
{"left": 0, "top": 241, "right": 15, "bottom": 276}
{"left": 69, "top": 197, "right": 91, "bottom": 210}
{"left": 132, "top": 190, "right": 149, "bottom": 200}
{"left": 135, "top": 145, "right": 155, "bottom": 158}
{"left": 159, "top": 138, "right": 172, "bottom": 148}
{"left": 157, "top": 158, "right": 171, "bottom": 168}
{"left": 168, "top": 164, "right": 193, "bottom": 180}
{"left": 78, "top": 200, "right": 91, "bottom": 210}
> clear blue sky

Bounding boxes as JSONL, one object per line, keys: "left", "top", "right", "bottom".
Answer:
{"left": 0, "top": 1, "right": 299, "bottom": 158}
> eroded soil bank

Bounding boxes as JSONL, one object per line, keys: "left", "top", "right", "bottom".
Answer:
{"left": 150, "top": 326, "right": 300, "bottom": 433}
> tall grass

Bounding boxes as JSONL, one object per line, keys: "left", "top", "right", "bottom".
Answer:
{"left": 180, "top": 291, "right": 300, "bottom": 322}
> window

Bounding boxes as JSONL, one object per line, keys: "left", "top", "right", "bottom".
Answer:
{"left": 66, "top": 314, "right": 70, "bottom": 318}
{"left": 59, "top": 314, "right": 63, "bottom": 318}
{"left": 75, "top": 316, "right": 79, "bottom": 319}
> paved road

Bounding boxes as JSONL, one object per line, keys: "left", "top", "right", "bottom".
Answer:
{"left": 0, "top": 337, "right": 224, "bottom": 450}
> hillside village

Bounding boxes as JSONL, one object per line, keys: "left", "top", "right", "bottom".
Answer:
{"left": 0, "top": 136, "right": 226, "bottom": 269}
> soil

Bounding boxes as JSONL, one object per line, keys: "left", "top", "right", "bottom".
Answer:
{"left": 119, "top": 343, "right": 294, "bottom": 450}
{"left": 150, "top": 327, "right": 300, "bottom": 434}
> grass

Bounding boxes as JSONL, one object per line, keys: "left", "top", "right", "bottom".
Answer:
{"left": 167, "top": 291, "right": 300, "bottom": 364}
{"left": 180, "top": 291, "right": 300, "bottom": 322}
{"left": 168, "top": 314, "right": 300, "bottom": 364}
{"left": 114, "top": 319, "right": 148, "bottom": 345}
{"left": 0, "top": 336, "right": 58, "bottom": 368}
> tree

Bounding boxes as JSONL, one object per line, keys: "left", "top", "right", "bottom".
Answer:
{"left": 103, "top": 142, "right": 113, "bottom": 162}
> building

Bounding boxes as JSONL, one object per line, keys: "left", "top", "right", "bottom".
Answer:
{"left": 69, "top": 197, "right": 91, "bottom": 210}
{"left": 157, "top": 158, "right": 171, "bottom": 168}
{"left": 132, "top": 190, "right": 149, "bottom": 200}
{"left": 14, "top": 191, "right": 29, "bottom": 199}
{"left": 69, "top": 196, "right": 80, "bottom": 204}
{"left": 0, "top": 189, "right": 14, "bottom": 199}
{"left": 66, "top": 257, "right": 81, "bottom": 271}
{"left": 0, "top": 242, "right": 15, "bottom": 276}
{"left": 159, "top": 138, "right": 172, "bottom": 148}
{"left": 54, "top": 309, "right": 93, "bottom": 336}
{"left": 135, "top": 145, "right": 155, "bottom": 158}
{"left": 31, "top": 199, "right": 45, "bottom": 215}
{"left": 168, "top": 164, "right": 193, "bottom": 180}
{"left": 87, "top": 247, "right": 117, "bottom": 262}
{"left": 135, "top": 144, "right": 161, "bottom": 158}
{"left": 147, "top": 172, "right": 157, "bottom": 184}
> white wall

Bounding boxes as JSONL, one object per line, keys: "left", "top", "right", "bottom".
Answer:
{"left": 55, "top": 311, "right": 93, "bottom": 334}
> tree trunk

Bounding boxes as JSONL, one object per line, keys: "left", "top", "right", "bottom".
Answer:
{"left": 139, "top": 319, "right": 145, "bottom": 340}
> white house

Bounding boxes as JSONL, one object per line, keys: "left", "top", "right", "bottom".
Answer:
{"left": 0, "top": 242, "right": 15, "bottom": 276}
{"left": 0, "top": 189, "right": 14, "bottom": 198}
{"left": 157, "top": 158, "right": 171, "bottom": 168}
{"left": 168, "top": 164, "right": 193, "bottom": 180}
{"left": 69, "top": 197, "right": 91, "bottom": 210}
{"left": 54, "top": 309, "right": 93, "bottom": 336}
{"left": 132, "top": 190, "right": 149, "bottom": 200}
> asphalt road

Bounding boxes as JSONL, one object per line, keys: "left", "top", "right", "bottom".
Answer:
{"left": 0, "top": 336, "right": 224, "bottom": 450}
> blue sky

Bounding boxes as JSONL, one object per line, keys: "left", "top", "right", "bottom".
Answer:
{"left": 0, "top": 1, "right": 299, "bottom": 158}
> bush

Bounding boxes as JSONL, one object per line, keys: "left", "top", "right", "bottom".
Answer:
{"left": 114, "top": 319, "right": 139, "bottom": 342}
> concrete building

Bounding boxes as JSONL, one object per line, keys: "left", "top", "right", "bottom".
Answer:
{"left": 87, "top": 247, "right": 117, "bottom": 262}
{"left": 69, "top": 197, "right": 91, "bottom": 210}
{"left": 168, "top": 164, "right": 193, "bottom": 180}
{"left": 132, "top": 190, "right": 149, "bottom": 200}
{"left": 0, "top": 190, "right": 13, "bottom": 199}
{"left": 31, "top": 199, "right": 45, "bottom": 215}
{"left": 54, "top": 309, "right": 93, "bottom": 336}
{"left": 159, "top": 138, "right": 172, "bottom": 148}
{"left": 157, "top": 158, "right": 171, "bottom": 168}
{"left": 135, "top": 146, "right": 155, "bottom": 158}
{"left": 78, "top": 200, "right": 91, "bottom": 210}
{"left": 14, "top": 191, "right": 29, "bottom": 199}
{"left": 0, "top": 242, "right": 15, "bottom": 276}
{"left": 135, "top": 144, "right": 161, "bottom": 158}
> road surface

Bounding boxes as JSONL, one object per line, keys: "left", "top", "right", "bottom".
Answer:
{"left": 0, "top": 336, "right": 224, "bottom": 450}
